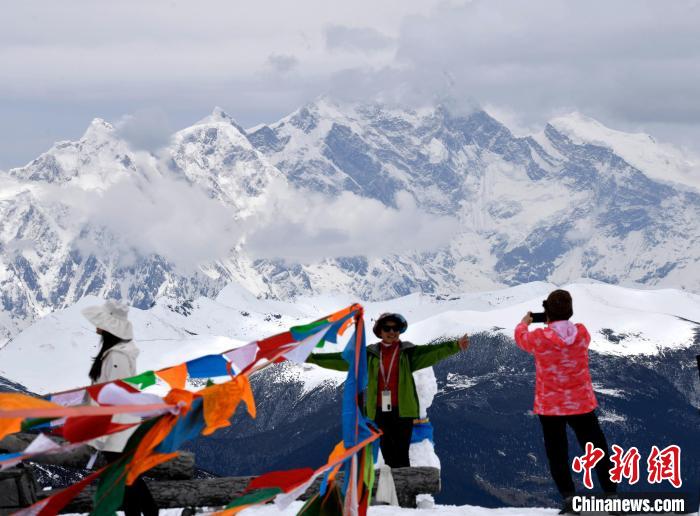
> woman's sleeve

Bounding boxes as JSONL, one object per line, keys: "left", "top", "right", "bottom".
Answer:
{"left": 408, "top": 341, "right": 460, "bottom": 371}
{"left": 514, "top": 323, "right": 538, "bottom": 354}
{"left": 100, "top": 351, "right": 133, "bottom": 382}
{"left": 305, "top": 352, "right": 350, "bottom": 372}
{"left": 577, "top": 324, "right": 592, "bottom": 349}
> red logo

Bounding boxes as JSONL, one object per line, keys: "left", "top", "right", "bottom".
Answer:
{"left": 572, "top": 443, "right": 682, "bottom": 489}
{"left": 609, "top": 444, "right": 641, "bottom": 485}
{"left": 572, "top": 442, "right": 605, "bottom": 489}
{"left": 647, "top": 445, "right": 682, "bottom": 488}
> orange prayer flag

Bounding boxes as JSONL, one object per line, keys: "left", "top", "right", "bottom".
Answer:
{"left": 0, "top": 418, "right": 21, "bottom": 441}
{"left": 200, "top": 375, "right": 256, "bottom": 436}
{"left": 338, "top": 317, "right": 355, "bottom": 336}
{"left": 327, "top": 304, "right": 360, "bottom": 323}
{"left": 157, "top": 364, "right": 188, "bottom": 390}
{"left": 163, "top": 388, "right": 196, "bottom": 415}
{"left": 238, "top": 376, "right": 256, "bottom": 419}
{"left": 326, "top": 440, "right": 347, "bottom": 482}
{"left": 125, "top": 414, "right": 179, "bottom": 485}
{"left": 0, "top": 393, "right": 59, "bottom": 440}
{"left": 126, "top": 451, "right": 179, "bottom": 485}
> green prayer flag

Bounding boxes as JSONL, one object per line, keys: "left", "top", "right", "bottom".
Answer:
{"left": 225, "top": 487, "right": 282, "bottom": 509}
{"left": 291, "top": 319, "right": 329, "bottom": 335}
{"left": 92, "top": 419, "right": 159, "bottom": 515}
{"left": 298, "top": 481, "right": 344, "bottom": 516}
{"left": 123, "top": 370, "right": 157, "bottom": 390}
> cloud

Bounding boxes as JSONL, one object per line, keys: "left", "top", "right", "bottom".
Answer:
{"left": 1, "top": 0, "right": 699, "bottom": 169}
{"left": 323, "top": 0, "right": 700, "bottom": 147}
{"left": 32, "top": 151, "right": 458, "bottom": 268}
{"left": 243, "top": 187, "right": 460, "bottom": 262}
{"left": 37, "top": 157, "right": 243, "bottom": 272}
{"left": 325, "top": 25, "right": 394, "bottom": 53}
{"left": 114, "top": 108, "right": 174, "bottom": 152}
{"left": 391, "top": 1, "right": 700, "bottom": 124}
{"left": 565, "top": 219, "right": 594, "bottom": 243}
{"left": 266, "top": 53, "right": 299, "bottom": 74}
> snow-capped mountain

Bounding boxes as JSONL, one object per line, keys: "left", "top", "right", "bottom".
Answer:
{"left": 1, "top": 98, "right": 699, "bottom": 345}
{"left": 248, "top": 98, "right": 700, "bottom": 293}
{"left": 1, "top": 282, "right": 698, "bottom": 508}
{"left": 0, "top": 110, "right": 280, "bottom": 343}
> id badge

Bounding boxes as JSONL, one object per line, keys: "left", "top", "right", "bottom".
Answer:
{"left": 381, "top": 390, "right": 392, "bottom": 412}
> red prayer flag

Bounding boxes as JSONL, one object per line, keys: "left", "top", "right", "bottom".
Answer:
{"left": 254, "top": 332, "right": 295, "bottom": 362}
{"left": 62, "top": 415, "right": 136, "bottom": 443}
{"left": 245, "top": 467, "right": 315, "bottom": 494}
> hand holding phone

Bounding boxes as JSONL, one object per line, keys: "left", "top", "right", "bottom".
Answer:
{"left": 531, "top": 312, "right": 547, "bottom": 324}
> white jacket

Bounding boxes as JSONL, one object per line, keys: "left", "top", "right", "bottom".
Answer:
{"left": 89, "top": 342, "right": 141, "bottom": 453}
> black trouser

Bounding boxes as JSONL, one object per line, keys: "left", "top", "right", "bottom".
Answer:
{"left": 538, "top": 411, "right": 617, "bottom": 497}
{"left": 374, "top": 407, "right": 413, "bottom": 468}
{"left": 103, "top": 452, "right": 159, "bottom": 516}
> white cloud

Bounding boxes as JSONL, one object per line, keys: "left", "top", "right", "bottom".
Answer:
{"left": 565, "top": 219, "right": 594, "bottom": 244}
{"left": 37, "top": 158, "right": 243, "bottom": 272}
{"left": 325, "top": 25, "right": 394, "bottom": 53}
{"left": 31, "top": 151, "right": 458, "bottom": 269}
{"left": 1, "top": 0, "right": 699, "bottom": 169}
{"left": 114, "top": 108, "right": 174, "bottom": 152}
{"left": 266, "top": 54, "right": 299, "bottom": 74}
{"left": 243, "top": 187, "right": 460, "bottom": 262}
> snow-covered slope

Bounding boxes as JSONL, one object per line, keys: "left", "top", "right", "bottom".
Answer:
{"left": 1, "top": 282, "right": 697, "bottom": 395}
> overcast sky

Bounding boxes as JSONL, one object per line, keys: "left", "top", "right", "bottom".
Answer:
{"left": 1, "top": 0, "right": 699, "bottom": 169}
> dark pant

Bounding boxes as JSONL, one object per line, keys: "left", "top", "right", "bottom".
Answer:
{"left": 103, "top": 452, "right": 159, "bottom": 516}
{"left": 374, "top": 407, "right": 413, "bottom": 468}
{"left": 538, "top": 411, "right": 617, "bottom": 497}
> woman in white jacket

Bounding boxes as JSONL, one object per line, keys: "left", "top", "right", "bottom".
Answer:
{"left": 83, "top": 300, "right": 158, "bottom": 516}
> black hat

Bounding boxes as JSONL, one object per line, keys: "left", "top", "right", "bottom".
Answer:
{"left": 372, "top": 313, "right": 408, "bottom": 338}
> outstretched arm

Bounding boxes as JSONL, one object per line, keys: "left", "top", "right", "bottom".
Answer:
{"left": 305, "top": 352, "right": 350, "bottom": 372}
{"left": 408, "top": 335, "right": 468, "bottom": 371}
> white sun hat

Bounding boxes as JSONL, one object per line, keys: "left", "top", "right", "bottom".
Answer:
{"left": 81, "top": 300, "right": 134, "bottom": 341}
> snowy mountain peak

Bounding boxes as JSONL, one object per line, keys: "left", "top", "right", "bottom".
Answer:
{"left": 168, "top": 108, "right": 286, "bottom": 210}
{"left": 194, "top": 107, "right": 247, "bottom": 135}
{"left": 80, "top": 118, "right": 117, "bottom": 144}
{"left": 546, "top": 112, "right": 700, "bottom": 191}
{"left": 549, "top": 111, "right": 654, "bottom": 147}
{"left": 85, "top": 117, "right": 114, "bottom": 135}
{"left": 8, "top": 117, "right": 135, "bottom": 187}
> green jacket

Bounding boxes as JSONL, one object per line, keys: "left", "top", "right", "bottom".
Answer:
{"left": 306, "top": 340, "right": 461, "bottom": 420}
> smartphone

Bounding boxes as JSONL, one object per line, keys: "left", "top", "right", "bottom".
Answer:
{"left": 531, "top": 312, "right": 547, "bottom": 324}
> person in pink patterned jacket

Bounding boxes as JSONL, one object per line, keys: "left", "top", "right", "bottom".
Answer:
{"left": 515, "top": 289, "right": 616, "bottom": 514}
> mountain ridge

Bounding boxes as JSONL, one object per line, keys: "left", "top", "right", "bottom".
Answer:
{"left": 1, "top": 98, "right": 698, "bottom": 344}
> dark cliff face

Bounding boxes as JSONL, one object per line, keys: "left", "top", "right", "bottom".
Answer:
{"left": 0, "top": 376, "right": 31, "bottom": 395}
{"left": 186, "top": 332, "right": 700, "bottom": 509}
{"left": 430, "top": 333, "right": 700, "bottom": 508}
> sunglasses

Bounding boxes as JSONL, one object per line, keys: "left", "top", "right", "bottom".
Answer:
{"left": 381, "top": 324, "right": 400, "bottom": 332}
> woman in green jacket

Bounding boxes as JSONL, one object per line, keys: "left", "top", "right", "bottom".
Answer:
{"left": 307, "top": 312, "right": 469, "bottom": 467}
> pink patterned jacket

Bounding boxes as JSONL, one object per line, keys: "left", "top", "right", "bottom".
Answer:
{"left": 514, "top": 322, "right": 598, "bottom": 416}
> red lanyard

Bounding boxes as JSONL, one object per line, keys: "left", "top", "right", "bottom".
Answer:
{"left": 379, "top": 344, "right": 399, "bottom": 389}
